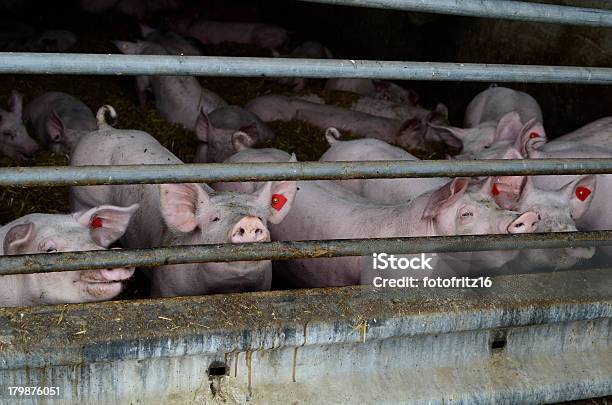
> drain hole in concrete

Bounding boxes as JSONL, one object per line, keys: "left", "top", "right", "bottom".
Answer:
{"left": 208, "top": 361, "right": 228, "bottom": 378}
{"left": 491, "top": 338, "right": 506, "bottom": 350}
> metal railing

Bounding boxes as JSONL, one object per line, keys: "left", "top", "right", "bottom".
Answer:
{"left": 3, "top": 159, "right": 612, "bottom": 186}
{"left": 1, "top": 231, "right": 612, "bottom": 276}
{"left": 296, "top": 0, "right": 612, "bottom": 27}
{"left": 1, "top": 54, "right": 612, "bottom": 84}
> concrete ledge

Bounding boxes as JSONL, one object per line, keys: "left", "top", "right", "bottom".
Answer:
{"left": 0, "top": 269, "right": 610, "bottom": 403}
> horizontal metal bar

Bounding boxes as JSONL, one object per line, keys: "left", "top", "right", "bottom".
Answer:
{"left": 2, "top": 159, "right": 612, "bottom": 187}
{"left": 1, "top": 53, "right": 612, "bottom": 84}
{"left": 297, "top": 0, "right": 612, "bottom": 28}
{"left": 1, "top": 231, "right": 611, "bottom": 275}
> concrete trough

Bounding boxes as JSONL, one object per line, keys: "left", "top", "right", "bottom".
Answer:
{"left": 0, "top": 268, "right": 610, "bottom": 403}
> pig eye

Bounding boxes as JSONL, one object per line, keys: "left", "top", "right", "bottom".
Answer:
{"left": 2, "top": 131, "right": 14, "bottom": 139}
{"left": 461, "top": 212, "right": 474, "bottom": 217}
{"left": 211, "top": 216, "right": 220, "bottom": 222}
{"left": 46, "top": 247, "right": 57, "bottom": 253}
{"left": 483, "top": 145, "right": 490, "bottom": 149}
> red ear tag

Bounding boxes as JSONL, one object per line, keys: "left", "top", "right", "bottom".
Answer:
{"left": 492, "top": 184, "right": 500, "bottom": 196}
{"left": 575, "top": 186, "right": 591, "bottom": 201}
{"left": 90, "top": 216, "right": 103, "bottom": 228}
{"left": 271, "top": 194, "right": 287, "bottom": 211}
{"left": 529, "top": 132, "right": 540, "bottom": 139}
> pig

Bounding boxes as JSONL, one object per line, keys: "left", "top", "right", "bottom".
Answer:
{"left": 245, "top": 94, "right": 316, "bottom": 122}
{"left": 113, "top": 40, "right": 227, "bottom": 121}
{"left": 24, "top": 92, "right": 96, "bottom": 154}
{"left": 349, "top": 99, "right": 459, "bottom": 147}
{"left": 171, "top": 18, "right": 289, "bottom": 50}
{"left": 271, "top": 41, "right": 334, "bottom": 91}
{"left": 0, "top": 204, "right": 138, "bottom": 307}
{"left": 432, "top": 111, "right": 547, "bottom": 160}
{"left": 70, "top": 105, "right": 297, "bottom": 297}
{"left": 325, "top": 78, "right": 419, "bottom": 105}
{"left": 527, "top": 142, "right": 612, "bottom": 258}
{"left": 0, "top": 91, "right": 40, "bottom": 159}
{"left": 293, "top": 100, "right": 457, "bottom": 149}
{"left": 193, "top": 105, "right": 275, "bottom": 163}
{"left": 274, "top": 177, "right": 540, "bottom": 286}
{"left": 546, "top": 116, "right": 612, "bottom": 149}
{"left": 218, "top": 148, "right": 540, "bottom": 286}
{"left": 214, "top": 139, "right": 294, "bottom": 194}
{"left": 464, "top": 85, "right": 544, "bottom": 128}
{"left": 246, "top": 95, "right": 451, "bottom": 149}
{"left": 319, "top": 128, "right": 447, "bottom": 203}
{"left": 490, "top": 175, "right": 597, "bottom": 272}
{"left": 140, "top": 24, "right": 202, "bottom": 56}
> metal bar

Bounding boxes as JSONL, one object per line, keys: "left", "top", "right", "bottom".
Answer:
{"left": 1, "top": 231, "right": 611, "bottom": 275}
{"left": 2, "top": 159, "right": 612, "bottom": 187}
{"left": 296, "top": 0, "right": 612, "bottom": 28}
{"left": 1, "top": 53, "right": 612, "bottom": 84}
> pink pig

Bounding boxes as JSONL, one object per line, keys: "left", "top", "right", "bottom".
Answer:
{"left": 0, "top": 204, "right": 138, "bottom": 307}
{"left": 70, "top": 106, "right": 297, "bottom": 297}
{"left": 0, "top": 91, "right": 39, "bottom": 159}
{"left": 193, "top": 105, "right": 275, "bottom": 163}
{"left": 217, "top": 147, "right": 540, "bottom": 287}
{"left": 24, "top": 92, "right": 96, "bottom": 154}
{"left": 325, "top": 78, "right": 419, "bottom": 105}
{"left": 319, "top": 128, "right": 447, "bottom": 203}
{"left": 171, "top": 18, "right": 289, "bottom": 50}
{"left": 432, "top": 111, "right": 546, "bottom": 160}
{"left": 113, "top": 40, "right": 227, "bottom": 115}
{"left": 464, "top": 85, "right": 543, "bottom": 128}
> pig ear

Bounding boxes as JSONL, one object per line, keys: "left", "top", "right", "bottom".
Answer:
{"left": 46, "top": 111, "right": 65, "bottom": 143}
{"left": 112, "top": 40, "right": 143, "bottom": 55}
{"left": 426, "top": 123, "right": 468, "bottom": 141}
{"left": 8, "top": 91, "right": 23, "bottom": 118}
{"left": 231, "top": 130, "right": 256, "bottom": 152}
{"left": 3, "top": 222, "right": 35, "bottom": 255}
{"left": 431, "top": 103, "right": 449, "bottom": 122}
{"left": 515, "top": 119, "right": 546, "bottom": 155}
{"left": 75, "top": 204, "right": 139, "bottom": 247}
{"left": 422, "top": 178, "right": 470, "bottom": 220}
{"left": 562, "top": 175, "right": 596, "bottom": 220}
{"left": 494, "top": 111, "right": 523, "bottom": 142}
{"left": 194, "top": 109, "right": 211, "bottom": 143}
{"left": 159, "top": 184, "right": 210, "bottom": 233}
{"left": 490, "top": 176, "right": 526, "bottom": 209}
{"left": 255, "top": 155, "right": 298, "bottom": 224}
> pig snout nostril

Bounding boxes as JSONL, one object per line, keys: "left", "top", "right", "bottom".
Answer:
{"left": 239, "top": 228, "right": 245, "bottom": 236}
{"left": 514, "top": 222, "right": 524, "bottom": 229}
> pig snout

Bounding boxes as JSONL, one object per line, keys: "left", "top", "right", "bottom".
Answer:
{"left": 80, "top": 266, "right": 135, "bottom": 282}
{"left": 24, "top": 140, "right": 40, "bottom": 157}
{"left": 230, "top": 216, "right": 270, "bottom": 243}
{"left": 507, "top": 211, "right": 540, "bottom": 234}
